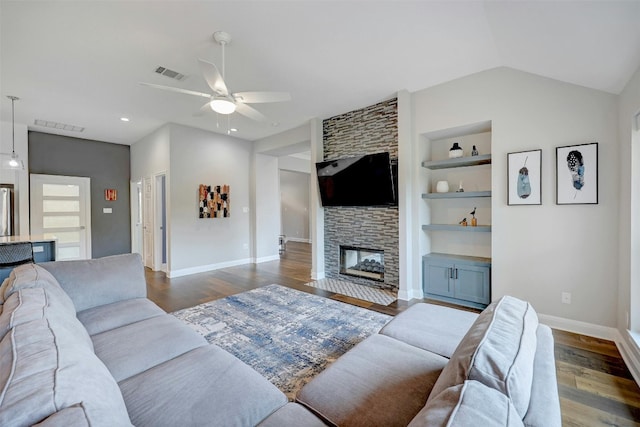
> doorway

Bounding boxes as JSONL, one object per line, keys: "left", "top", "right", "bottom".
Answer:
{"left": 140, "top": 174, "right": 167, "bottom": 272}
{"left": 30, "top": 174, "right": 92, "bottom": 260}
{"left": 279, "top": 169, "right": 310, "bottom": 243}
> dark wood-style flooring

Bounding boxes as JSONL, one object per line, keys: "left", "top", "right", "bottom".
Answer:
{"left": 146, "top": 241, "right": 640, "bottom": 426}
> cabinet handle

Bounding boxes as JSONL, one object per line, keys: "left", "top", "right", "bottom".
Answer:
{"left": 454, "top": 268, "right": 458, "bottom": 280}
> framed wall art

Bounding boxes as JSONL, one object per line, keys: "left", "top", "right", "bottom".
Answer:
{"left": 199, "top": 184, "right": 230, "bottom": 218}
{"left": 507, "top": 149, "right": 541, "bottom": 205}
{"left": 556, "top": 142, "right": 598, "bottom": 205}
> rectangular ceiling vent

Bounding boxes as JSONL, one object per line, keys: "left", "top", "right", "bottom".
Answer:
{"left": 34, "top": 119, "right": 85, "bottom": 133}
{"left": 155, "top": 66, "right": 186, "bottom": 81}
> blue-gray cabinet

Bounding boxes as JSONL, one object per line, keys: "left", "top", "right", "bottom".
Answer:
{"left": 423, "top": 253, "right": 491, "bottom": 309}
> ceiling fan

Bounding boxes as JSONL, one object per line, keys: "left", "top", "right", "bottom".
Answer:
{"left": 141, "top": 31, "right": 291, "bottom": 122}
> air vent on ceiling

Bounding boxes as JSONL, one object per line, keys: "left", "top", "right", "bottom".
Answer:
{"left": 155, "top": 66, "right": 185, "bottom": 81}
{"left": 34, "top": 119, "right": 84, "bottom": 132}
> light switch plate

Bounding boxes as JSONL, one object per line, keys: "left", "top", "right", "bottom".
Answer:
{"left": 103, "top": 207, "right": 113, "bottom": 214}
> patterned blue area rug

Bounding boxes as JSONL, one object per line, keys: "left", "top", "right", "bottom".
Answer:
{"left": 172, "top": 284, "right": 391, "bottom": 398}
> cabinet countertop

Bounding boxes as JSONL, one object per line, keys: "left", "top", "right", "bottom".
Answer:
{"left": 0, "top": 235, "right": 56, "bottom": 244}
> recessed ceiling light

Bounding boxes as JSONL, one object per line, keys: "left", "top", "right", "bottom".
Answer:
{"left": 230, "top": 128, "right": 238, "bottom": 132}
{"left": 120, "top": 117, "right": 130, "bottom": 122}
{"left": 271, "top": 122, "right": 280, "bottom": 127}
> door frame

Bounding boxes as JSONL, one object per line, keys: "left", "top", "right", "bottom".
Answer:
{"left": 130, "top": 180, "right": 143, "bottom": 255}
{"left": 154, "top": 172, "right": 167, "bottom": 272}
{"left": 29, "top": 173, "right": 92, "bottom": 260}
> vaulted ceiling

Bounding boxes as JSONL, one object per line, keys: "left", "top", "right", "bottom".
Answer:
{"left": 2, "top": 1, "right": 639, "bottom": 144}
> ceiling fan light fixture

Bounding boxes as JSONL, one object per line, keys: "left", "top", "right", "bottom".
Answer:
{"left": 210, "top": 97, "right": 236, "bottom": 115}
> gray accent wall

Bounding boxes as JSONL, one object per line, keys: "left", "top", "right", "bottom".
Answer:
{"left": 28, "top": 131, "right": 131, "bottom": 258}
{"left": 323, "top": 98, "right": 399, "bottom": 291}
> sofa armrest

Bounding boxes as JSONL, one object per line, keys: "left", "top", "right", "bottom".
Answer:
{"left": 523, "top": 324, "right": 561, "bottom": 427}
{"left": 40, "top": 253, "right": 147, "bottom": 312}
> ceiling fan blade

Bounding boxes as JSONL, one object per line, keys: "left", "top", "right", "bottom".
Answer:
{"left": 192, "top": 102, "right": 213, "bottom": 117}
{"left": 140, "top": 82, "right": 211, "bottom": 99}
{"left": 233, "top": 91, "right": 291, "bottom": 104}
{"left": 198, "top": 58, "right": 228, "bottom": 96}
{"left": 235, "top": 103, "right": 267, "bottom": 122}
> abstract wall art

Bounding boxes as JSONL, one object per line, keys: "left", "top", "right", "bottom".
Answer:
{"left": 556, "top": 142, "right": 598, "bottom": 205}
{"left": 507, "top": 149, "right": 542, "bottom": 205}
{"left": 199, "top": 184, "right": 230, "bottom": 218}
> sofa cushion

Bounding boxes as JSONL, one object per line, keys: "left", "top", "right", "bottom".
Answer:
{"left": 523, "top": 325, "right": 562, "bottom": 427}
{"left": 33, "top": 405, "right": 90, "bottom": 427}
{"left": 257, "top": 403, "right": 326, "bottom": 427}
{"left": 40, "top": 253, "right": 147, "bottom": 312}
{"left": 0, "top": 288, "right": 93, "bottom": 350}
{"left": 409, "top": 381, "right": 524, "bottom": 427}
{"left": 379, "top": 303, "right": 478, "bottom": 358}
{"left": 0, "top": 263, "right": 76, "bottom": 314}
{"left": 428, "top": 296, "right": 538, "bottom": 418}
{"left": 297, "top": 333, "right": 448, "bottom": 427}
{"left": 78, "top": 298, "right": 165, "bottom": 336}
{"left": 91, "top": 314, "right": 207, "bottom": 382}
{"left": 0, "top": 318, "right": 132, "bottom": 426}
{"left": 118, "top": 345, "right": 288, "bottom": 427}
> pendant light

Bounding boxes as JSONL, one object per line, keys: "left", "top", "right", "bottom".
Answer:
{"left": 3, "top": 96, "right": 24, "bottom": 170}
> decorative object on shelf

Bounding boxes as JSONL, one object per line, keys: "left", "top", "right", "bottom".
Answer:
{"left": 459, "top": 217, "right": 467, "bottom": 226}
{"left": 507, "top": 149, "right": 542, "bottom": 205}
{"left": 199, "top": 184, "right": 231, "bottom": 218}
{"left": 472, "top": 145, "right": 479, "bottom": 156}
{"left": 104, "top": 189, "right": 117, "bottom": 201}
{"left": 470, "top": 207, "right": 477, "bottom": 226}
{"left": 449, "top": 142, "right": 463, "bottom": 158}
{"left": 456, "top": 180, "right": 464, "bottom": 192}
{"left": 436, "top": 181, "right": 450, "bottom": 193}
{"left": 556, "top": 142, "right": 598, "bottom": 205}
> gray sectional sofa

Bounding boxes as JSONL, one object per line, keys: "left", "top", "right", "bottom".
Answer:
{"left": 0, "top": 253, "right": 561, "bottom": 426}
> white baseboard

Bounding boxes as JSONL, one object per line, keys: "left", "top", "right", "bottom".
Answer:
{"left": 616, "top": 330, "right": 640, "bottom": 386}
{"left": 398, "top": 288, "right": 423, "bottom": 301}
{"left": 254, "top": 255, "right": 280, "bottom": 263}
{"left": 168, "top": 258, "right": 252, "bottom": 278}
{"left": 537, "top": 313, "right": 618, "bottom": 341}
{"left": 311, "top": 270, "right": 325, "bottom": 280}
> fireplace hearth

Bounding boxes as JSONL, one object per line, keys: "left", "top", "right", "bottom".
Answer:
{"left": 340, "top": 246, "right": 384, "bottom": 282}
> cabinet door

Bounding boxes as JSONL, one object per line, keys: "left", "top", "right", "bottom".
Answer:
{"left": 453, "top": 264, "right": 490, "bottom": 305}
{"left": 423, "top": 258, "right": 454, "bottom": 297}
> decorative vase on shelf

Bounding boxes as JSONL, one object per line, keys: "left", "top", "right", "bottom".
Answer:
{"left": 472, "top": 145, "right": 479, "bottom": 156}
{"left": 449, "top": 142, "right": 463, "bottom": 158}
{"left": 436, "top": 181, "right": 450, "bottom": 193}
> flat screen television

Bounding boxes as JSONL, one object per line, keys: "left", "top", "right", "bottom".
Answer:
{"left": 316, "top": 152, "right": 397, "bottom": 207}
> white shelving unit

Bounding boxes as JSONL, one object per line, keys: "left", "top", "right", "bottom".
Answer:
{"left": 420, "top": 121, "right": 492, "bottom": 309}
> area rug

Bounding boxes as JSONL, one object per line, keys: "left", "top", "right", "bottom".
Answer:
{"left": 304, "top": 278, "right": 397, "bottom": 305}
{"left": 171, "top": 284, "right": 391, "bottom": 399}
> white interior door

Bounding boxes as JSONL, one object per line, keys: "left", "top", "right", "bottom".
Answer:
{"left": 30, "top": 174, "right": 91, "bottom": 260}
{"left": 130, "top": 181, "right": 143, "bottom": 255}
{"left": 142, "top": 177, "right": 154, "bottom": 269}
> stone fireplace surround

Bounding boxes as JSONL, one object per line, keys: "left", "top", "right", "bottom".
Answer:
{"left": 322, "top": 98, "right": 398, "bottom": 292}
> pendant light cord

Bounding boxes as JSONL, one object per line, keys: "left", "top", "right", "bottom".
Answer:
{"left": 7, "top": 96, "right": 19, "bottom": 157}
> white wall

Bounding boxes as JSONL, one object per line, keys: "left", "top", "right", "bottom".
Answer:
{"left": 412, "top": 67, "right": 619, "bottom": 327}
{"left": 0, "top": 121, "right": 29, "bottom": 235}
{"left": 130, "top": 124, "right": 170, "bottom": 181}
{"left": 618, "top": 65, "right": 640, "bottom": 332}
{"left": 168, "top": 124, "right": 252, "bottom": 274}
{"left": 279, "top": 155, "right": 310, "bottom": 174}
{"left": 254, "top": 153, "right": 280, "bottom": 261}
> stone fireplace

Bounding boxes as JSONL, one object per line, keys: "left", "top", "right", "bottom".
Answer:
{"left": 340, "top": 246, "right": 384, "bottom": 282}
{"left": 322, "top": 97, "right": 399, "bottom": 292}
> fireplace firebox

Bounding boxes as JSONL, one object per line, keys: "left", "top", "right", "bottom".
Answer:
{"left": 339, "top": 246, "right": 384, "bottom": 282}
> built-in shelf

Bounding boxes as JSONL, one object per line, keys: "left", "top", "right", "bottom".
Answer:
{"left": 422, "top": 191, "right": 491, "bottom": 199}
{"left": 421, "top": 154, "right": 491, "bottom": 170}
{"left": 422, "top": 224, "right": 492, "bottom": 232}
